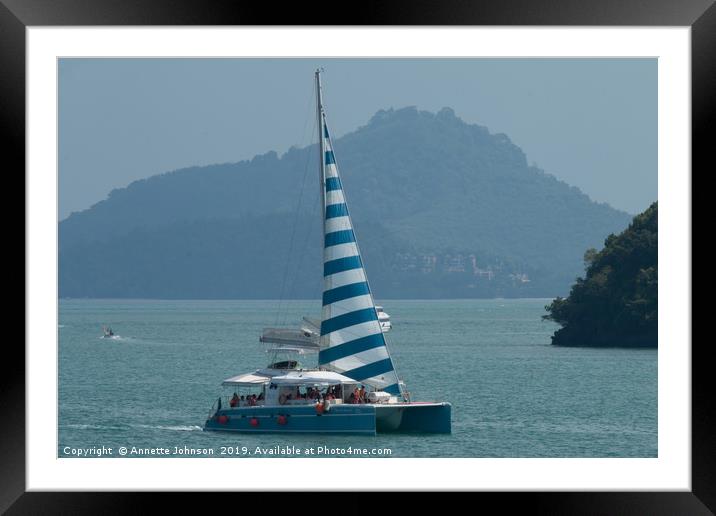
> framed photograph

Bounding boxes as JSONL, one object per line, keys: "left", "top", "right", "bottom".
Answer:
{"left": 7, "top": 0, "right": 711, "bottom": 512}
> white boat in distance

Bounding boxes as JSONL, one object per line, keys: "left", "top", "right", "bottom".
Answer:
{"left": 203, "top": 70, "right": 451, "bottom": 434}
{"left": 376, "top": 306, "right": 392, "bottom": 332}
{"left": 259, "top": 306, "right": 390, "bottom": 350}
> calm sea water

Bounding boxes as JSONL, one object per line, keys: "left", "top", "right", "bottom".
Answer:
{"left": 58, "top": 299, "right": 657, "bottom": 458}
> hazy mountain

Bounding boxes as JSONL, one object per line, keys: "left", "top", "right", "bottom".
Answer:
{"left": 59, "top": 106, "right": 633, "bottom": 299}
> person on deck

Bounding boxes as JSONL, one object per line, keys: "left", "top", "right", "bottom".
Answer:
{"left": 230, "top": 393, "right": 239, "bottom": 408}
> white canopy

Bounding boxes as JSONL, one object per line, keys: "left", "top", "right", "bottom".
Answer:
{"left": 221, "top": 371, "right": 272, "bottom": 386}
{"left": 269, "top": 370, "right": 358, "bottom": 386}
{"left": 260, "top": 327, "right": 320, "bottom": 348}
{"left": 263, "top": 346, "right": 317, "bottom": 355}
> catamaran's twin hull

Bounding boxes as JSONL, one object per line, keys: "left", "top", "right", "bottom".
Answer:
{"left": 375, "top": 403, "right": 452, "bottom": 433}
{"left": 203, "top": 402, "right": 451, "bottom": 435}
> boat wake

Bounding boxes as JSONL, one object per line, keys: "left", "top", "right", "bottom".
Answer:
{"left": 98, "top": 335, "right": 129, "bottom": 341}
{"left": 63, "top": 423, "right": 125, "bottom": 430}
{"left": 134, "top": 424, "right": 203, "bottom": 432}
{"left": 63, "top": 423, "right": 202, "bottom": 432}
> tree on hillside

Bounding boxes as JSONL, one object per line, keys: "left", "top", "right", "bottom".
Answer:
{"left": 543, "top": 202, "right": 658, "bottom": 347}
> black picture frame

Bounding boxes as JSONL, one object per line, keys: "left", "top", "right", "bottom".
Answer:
{"left": 5, "top": 0, "right": 711, "bottom": 512}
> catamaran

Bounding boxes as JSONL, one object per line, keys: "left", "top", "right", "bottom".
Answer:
{"left": 203, "top": 70, "right": 451, "bottom": 434}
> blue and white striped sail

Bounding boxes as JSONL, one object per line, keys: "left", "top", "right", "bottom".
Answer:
{"left": 316, "top": 87, "right": 402, "bottom": 397}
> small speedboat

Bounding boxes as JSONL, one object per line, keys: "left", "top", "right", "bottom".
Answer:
{"left": 102, "top": 325, "right": 115, "bottom": 338}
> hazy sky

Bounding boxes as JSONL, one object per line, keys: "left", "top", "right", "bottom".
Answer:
{"left": 59, "top": 58, "right": 656, "bottom": 219}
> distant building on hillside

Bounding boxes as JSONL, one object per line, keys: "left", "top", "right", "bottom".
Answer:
{"left": 474, "top": 267, "right": 494, "bottom": 280}
{"left": 443, "top": 254, "right": 466, "bottom": 273}
{"left": 509, "top": 272, "right": 531, "bottom": 283}
{"left": 393, "top": 252, "right": 518, "bottom": 283}
{"left": 421, "top": 254, "right": 437, "bottom": 274}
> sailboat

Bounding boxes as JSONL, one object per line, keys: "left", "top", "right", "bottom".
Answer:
{"left": 203, "top": 70, "right": 451, "bottom": 434}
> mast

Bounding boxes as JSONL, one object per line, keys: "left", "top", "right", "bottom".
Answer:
{"left": 315, "top": 69, "right": 326, "bottom": 215}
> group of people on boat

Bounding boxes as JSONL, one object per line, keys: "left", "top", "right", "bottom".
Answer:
{"left": 348, "top": 385, "right": 368, "bottom": 404}
{"left": 229, "top": 392, "right": 264, "bottom": 407}
{"left": 227, "top": 384, "right": 372, "bottom": 408}
{"left": 279, "top": 386, "right": 339, "bottom": 405}
{"left": 291, "top": 386, "right": 322, "bottom": 401}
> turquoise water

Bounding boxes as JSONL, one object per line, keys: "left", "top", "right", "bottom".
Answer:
{"left": 58, "top": 299, "right": 657, "bottom": 458}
